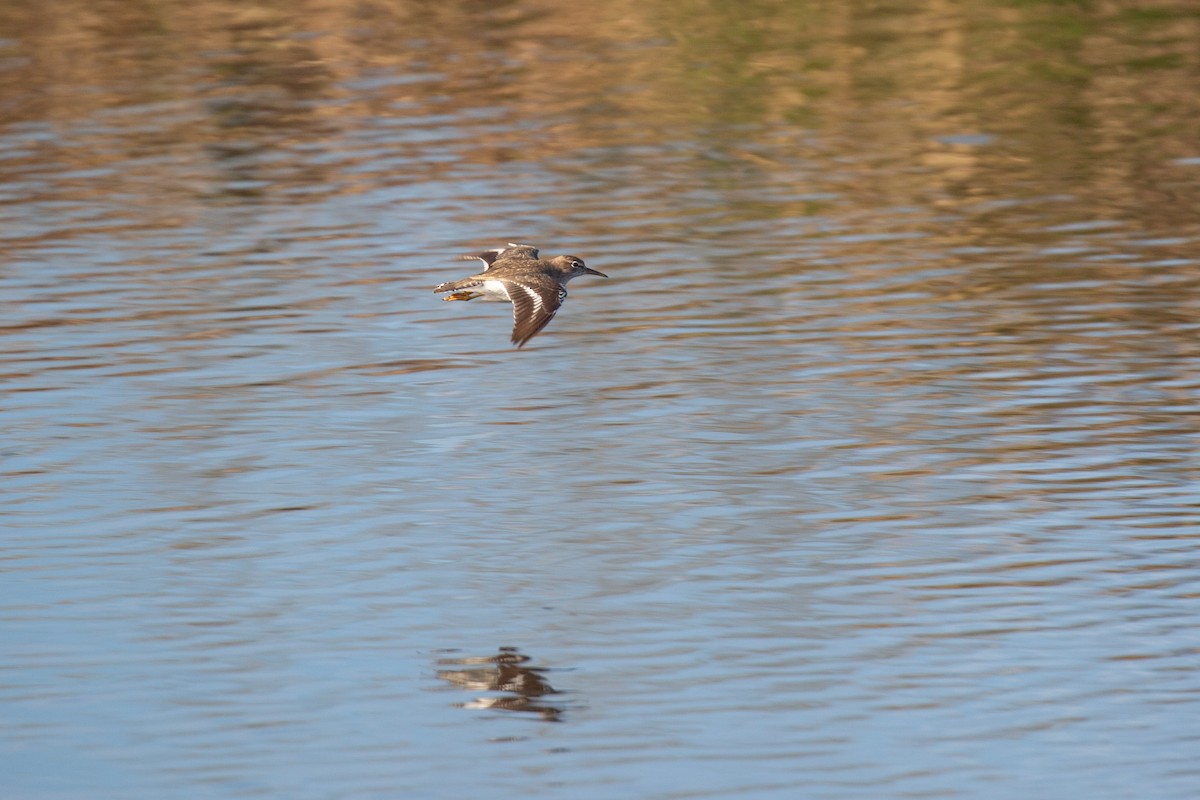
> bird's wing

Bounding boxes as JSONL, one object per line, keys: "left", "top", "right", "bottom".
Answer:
{"left": 497, "top": 243, "right": 539, "bottom": 261}
{"left": 458, "top": 248, "right": 505, "bottom": 269}
{"left": 458, "top": 243, "right": 538, "bottom": 270}
{"left": 503, "top": 276, "right": 566, "bottom": 348}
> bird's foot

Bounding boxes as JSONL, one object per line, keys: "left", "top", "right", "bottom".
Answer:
{"left": 444, "top": 292, "right": 479, "bottom": 302}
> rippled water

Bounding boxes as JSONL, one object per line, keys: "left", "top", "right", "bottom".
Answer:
{"left": 3, "top": 1, "right": 1200, "bottom": 798}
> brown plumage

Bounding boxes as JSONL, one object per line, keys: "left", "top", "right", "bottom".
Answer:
{"left": 433, "top": 243, "right": 607, "bottom": 348}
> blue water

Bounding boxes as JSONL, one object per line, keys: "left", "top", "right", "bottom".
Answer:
{"left": 3, "top": 2, "right": 1200, "bottom": 798}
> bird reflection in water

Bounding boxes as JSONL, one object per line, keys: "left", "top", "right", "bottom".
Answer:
{"left": 435, "top": 647, "right": 565, "bottom": 722}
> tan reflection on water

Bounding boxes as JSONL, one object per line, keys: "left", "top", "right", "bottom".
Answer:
{"left": 2, "top": 0, "right": 1198, "bottom": 216}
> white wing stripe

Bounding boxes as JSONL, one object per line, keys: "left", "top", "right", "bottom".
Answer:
{"left": 519, "top": 283, "right": 543, "bottom": 311}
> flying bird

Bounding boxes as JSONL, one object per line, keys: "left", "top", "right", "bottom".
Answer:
{"left": 433, "top": 243, "right": 607, "bottom": 348}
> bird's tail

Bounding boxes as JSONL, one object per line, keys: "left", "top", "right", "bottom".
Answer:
{"left": 433, "top": 278, "right": 477, "bottom": 293}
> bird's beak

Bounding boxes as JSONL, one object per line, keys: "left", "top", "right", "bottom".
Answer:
{"left": 583, "top": 267, "right": 608, "bottom": 278}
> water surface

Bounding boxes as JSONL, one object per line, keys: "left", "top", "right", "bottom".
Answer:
{"left": 3, "top": 1, "right": 1200, "bottom": 798}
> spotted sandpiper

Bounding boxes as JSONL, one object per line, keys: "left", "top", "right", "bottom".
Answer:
{"left": 433, "top": 243, "right": 607, "bottom": 348}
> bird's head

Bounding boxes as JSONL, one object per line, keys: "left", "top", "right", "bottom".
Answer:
{"left": 554, "top": 255, "right": 607, "bottom": 281}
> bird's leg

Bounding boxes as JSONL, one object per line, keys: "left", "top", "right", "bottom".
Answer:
{"left": 443, "top": 291, "right": 480, "bottom": 302}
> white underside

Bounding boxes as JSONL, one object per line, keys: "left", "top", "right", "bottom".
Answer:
{"left": 477, "top": 279, "right": 513, "bottom": 302}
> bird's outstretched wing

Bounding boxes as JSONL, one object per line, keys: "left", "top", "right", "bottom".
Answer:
{"left": 497, "top": 243, "right": 539, "bottom": 261}
{"left": 458, "top": 243, "right": 538, "bottom": 270}
{"left": 458, "top": 248, "right": 505, "bottom": 269}
{"left": 502, "top": 275, "right": 567, "bottom": 348}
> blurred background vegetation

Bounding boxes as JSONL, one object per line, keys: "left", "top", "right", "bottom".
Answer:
{"left": 2, "top": 0, "right": 1198, "bottom": 223}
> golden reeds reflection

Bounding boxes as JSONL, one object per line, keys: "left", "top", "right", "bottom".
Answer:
{"left": 436, "top": 647, "right": 565, "bottom": 722}
{"left": 2, "top": 0, "right": 1198, "bottom": 219}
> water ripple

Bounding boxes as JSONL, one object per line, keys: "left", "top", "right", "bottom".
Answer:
{"left": 4, "top": 2, "right": 1200, "bottom": 799}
